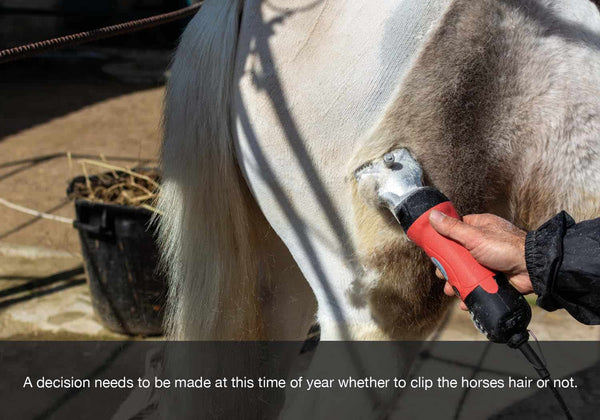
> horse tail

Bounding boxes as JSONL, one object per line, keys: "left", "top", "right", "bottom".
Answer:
{"left": 157, "top": 0, "right": 261, "bottom": 340}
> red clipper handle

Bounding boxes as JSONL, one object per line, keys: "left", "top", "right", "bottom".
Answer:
{"left": 405, "top": 201, "right": 498, "bottom": 299}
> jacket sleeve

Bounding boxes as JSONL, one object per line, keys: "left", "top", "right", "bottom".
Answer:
{"left": 525, "top": 211, "right": 600, "bottom": 325}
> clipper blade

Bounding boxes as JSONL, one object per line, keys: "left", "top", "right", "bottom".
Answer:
{"left": 353, "top": 148, "right": 424, "bottom": 212}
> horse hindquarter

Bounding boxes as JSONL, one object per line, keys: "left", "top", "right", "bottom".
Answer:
{"left": 355, "top": 0, "right": 600, "bottom": 238}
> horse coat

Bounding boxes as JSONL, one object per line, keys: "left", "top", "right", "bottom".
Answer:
{"left": 159, "top": 0, "right": 600, "bottom": 340}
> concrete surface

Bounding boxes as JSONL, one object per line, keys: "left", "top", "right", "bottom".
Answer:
{"left": 0, "top": 242, "right": 128, "bottom": 339}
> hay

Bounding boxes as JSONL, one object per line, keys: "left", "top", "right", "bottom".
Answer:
{"left": 68, "top": 159, "right": 160, "bottom": 212}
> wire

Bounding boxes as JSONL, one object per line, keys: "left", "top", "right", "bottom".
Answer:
{"left": 0, "top": 198, "right": 74, "bottom": 225}
{"left": 528, "top": 329, "right": 547, "bottom": 367}
{"left": 518, "top": 341, "right": 573, "bottom": 420}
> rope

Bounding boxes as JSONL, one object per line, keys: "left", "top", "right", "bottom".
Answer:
{"left": 0, "top": 198, "right": 74, "bottom": 225}
{"left": 0, "top": 3, "right": 203, "bottom": 64}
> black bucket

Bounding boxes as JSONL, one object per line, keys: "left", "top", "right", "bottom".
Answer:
{"left": 67, "top": 176, "right": 166, "bottom": 336}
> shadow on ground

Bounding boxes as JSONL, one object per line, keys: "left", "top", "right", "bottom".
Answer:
{"left": 0, "top": 49, "right": 168, "bottom": 140}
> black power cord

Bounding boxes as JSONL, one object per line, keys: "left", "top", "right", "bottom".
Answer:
{"left": 517, "top": 341, "right": 573, "bottom": 420}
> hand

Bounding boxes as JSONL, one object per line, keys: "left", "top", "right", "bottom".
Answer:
{"left": 428, "top": 210, "right": 533, "bottom": 311}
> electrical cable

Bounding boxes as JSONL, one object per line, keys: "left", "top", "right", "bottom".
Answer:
{"left": 517, "top": 341, "right": 573, "bottom": 420}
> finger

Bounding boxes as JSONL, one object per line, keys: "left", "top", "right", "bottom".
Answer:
{"left": 435, "top": 268, "right": 444, "bottom": 279}
{"left": 462, "top": 213, "right": 493, "bottom": 226}
{"left": 444, "top": 282, "right": 455, "bottom": 296}
{"left": 460, "top": 301, "right": 468, "bottom": 311}
{"left": 429, "top": 210, "right": 483, "bottom": 250}
{"left": 509, "top": 275, "right": 534, "bottom": 295}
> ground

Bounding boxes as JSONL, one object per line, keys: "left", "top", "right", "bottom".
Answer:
{"left": 1, "top": 50, "right": 599, "bottom": 340}
{"left": 0, "top": 49, "right": 164, "bottom": 339}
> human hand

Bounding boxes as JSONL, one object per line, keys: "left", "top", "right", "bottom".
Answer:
{"left": 428, "top": 210, "right": 532, "bottom": 311}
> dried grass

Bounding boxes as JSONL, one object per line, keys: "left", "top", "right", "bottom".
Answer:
{"left": 68, "top": 157, "right": 160, "bottom": 213}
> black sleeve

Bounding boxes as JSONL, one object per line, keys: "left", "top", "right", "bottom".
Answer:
{"left": 525, "top": 211, "right": 600, "bottom": 325}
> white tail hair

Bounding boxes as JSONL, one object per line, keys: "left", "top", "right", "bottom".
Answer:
{"left": 158, "top": 0, "right": 264, "bottom": 340}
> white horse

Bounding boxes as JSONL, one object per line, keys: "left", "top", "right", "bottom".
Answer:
{"left": 154, "top": 0, "right": 600, "bottom": 415}
{"left": 160, "top": 0, "right": 600, "bottom": 342}
{"left": 159, "top": 0, "right": 454, "bottom": 343}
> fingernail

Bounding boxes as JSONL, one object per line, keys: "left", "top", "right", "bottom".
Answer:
{"left": 430, "top": 209, "right": 445, "bottom": 223}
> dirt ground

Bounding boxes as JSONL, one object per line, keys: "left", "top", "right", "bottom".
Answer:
{"left": 0, "top": 51, "right": 165, "bottom": 339}
{"left": 1, "top": 51, "right": 599, "bottom": 340}
{"left": 0, "top": 51, "right": 164, "bottom": 254}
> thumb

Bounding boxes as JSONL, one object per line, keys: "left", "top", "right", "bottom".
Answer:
{"left": 429, "top": 210, "right": 483, "bottom": 251}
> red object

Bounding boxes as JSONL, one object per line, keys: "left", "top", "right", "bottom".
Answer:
{"left": 406, "top": 201, "right": 499, "bottom": 298}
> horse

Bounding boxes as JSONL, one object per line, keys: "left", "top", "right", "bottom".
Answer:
{"left": 153, "top": 0, "right": 600, "bottom": 416}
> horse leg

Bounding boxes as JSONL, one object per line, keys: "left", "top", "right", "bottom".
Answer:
{"left": 257, "top": 226, "right": 318, "bottom": 341}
